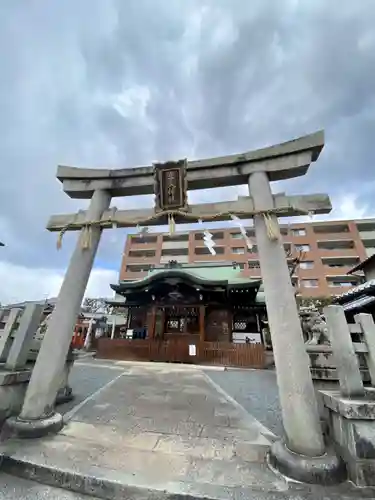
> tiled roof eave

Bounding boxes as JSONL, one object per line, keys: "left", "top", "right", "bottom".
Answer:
{"left": 335, "top": 279, "right": 375, "bottom": 304}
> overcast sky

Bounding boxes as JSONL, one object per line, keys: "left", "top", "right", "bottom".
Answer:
{"left": 0, "top": 0, "right": 374, "bottom": 304}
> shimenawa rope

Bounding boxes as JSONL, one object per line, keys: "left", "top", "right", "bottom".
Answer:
{"left": 55, "top": 206, "right": 308, "bottom": 250}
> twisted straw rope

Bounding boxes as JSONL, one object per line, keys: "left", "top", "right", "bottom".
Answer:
{"left": 56, "top": 206, "right": 309, "bottom": 250}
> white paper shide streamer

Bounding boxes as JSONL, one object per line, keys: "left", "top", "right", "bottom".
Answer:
{"left": 198, "top": 219, "right": 216, "bottom": 255}
{"left": 230, "top": 215, "right": 254, "bottom": 250}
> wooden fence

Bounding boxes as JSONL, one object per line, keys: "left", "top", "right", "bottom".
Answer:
{"left": 97, "top": 338, "right": 266, "bottom": 369}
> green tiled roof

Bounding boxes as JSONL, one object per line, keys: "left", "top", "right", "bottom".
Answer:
{"left": 112, "top": 265, "right": 262, "bottom": 292}
{"left": 147, "top": 266, "right": 257, "bottom": 285}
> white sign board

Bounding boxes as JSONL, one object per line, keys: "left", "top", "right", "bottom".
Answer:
{"left": 232, "top": 332, "right": 262, "bottom": 344}
{"left": 189, "top": 344, "right": 196, "bottom": 356}
{"left": 245, "top": 333, "right": 262, "bottom": 344}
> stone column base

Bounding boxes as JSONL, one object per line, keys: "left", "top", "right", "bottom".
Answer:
{"left": 268, "top": 439, "right": 346, "bottom": 485}
{"left": 5, "top": 412, "right": 63, "bottom": 439}
{"left": 320, "top": 388, "right": 375, "bottom": 487}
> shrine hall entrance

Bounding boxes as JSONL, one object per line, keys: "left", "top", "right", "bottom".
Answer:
{"left": 152, "top": 305, "right": 204, "bottom": 342}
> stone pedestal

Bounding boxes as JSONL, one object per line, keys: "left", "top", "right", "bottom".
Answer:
{"left": 0, "top": 369, "right": 31, "bottom": 429}
{"left": 321, "top": 388, "right": 375, "bottom": 486}
{"left": 0, "top": 358, "right": 73, "bottom": 437}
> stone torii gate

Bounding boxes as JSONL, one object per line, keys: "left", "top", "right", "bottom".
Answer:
{"left": 7, "top": 131, "right": 343, "bottom": 483}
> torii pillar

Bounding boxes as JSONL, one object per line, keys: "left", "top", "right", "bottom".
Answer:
{"left": 248, "top": 171, "right": 344, "bottom": 483}
{"left": 7, "top": 189, "right": 112, "bottom": 435}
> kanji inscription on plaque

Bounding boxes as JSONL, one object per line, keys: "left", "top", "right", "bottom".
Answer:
{"left": 154, "top": 159, "right": 187, "bottom": 212}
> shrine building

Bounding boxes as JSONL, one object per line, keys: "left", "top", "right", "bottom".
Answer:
{"left": 97, "top": 261, "right": 268, "bottom": 367}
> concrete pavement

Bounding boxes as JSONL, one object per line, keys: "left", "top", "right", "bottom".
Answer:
{"left": 0, "top": 473, "right": 99, "bottom": 499}
{"left": 1, "top": 361, "right": 374, "bottom": 499}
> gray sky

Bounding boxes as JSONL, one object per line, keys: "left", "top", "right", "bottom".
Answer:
{"left": 0, "top": 0, "right": 374, "bottom": 303}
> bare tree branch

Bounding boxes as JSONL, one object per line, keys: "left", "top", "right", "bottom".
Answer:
{"left": 286, "top": 249, "right": 305, "bottom": 296}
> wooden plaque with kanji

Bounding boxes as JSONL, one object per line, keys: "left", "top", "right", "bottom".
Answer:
{"left": 154, "top": 159, "right": 188, "bottom": 213}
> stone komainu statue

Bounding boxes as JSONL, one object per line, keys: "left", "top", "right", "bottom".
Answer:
{"left": 300, "top": 307, "right": 330, "bottom": 345}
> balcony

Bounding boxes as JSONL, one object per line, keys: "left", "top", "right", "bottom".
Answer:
{"left": 129, "top": 235, "right": 158, "bottom": 245}
{"left": 162, "top": 233, "right": 189, "bottom": 243}
{"left": 360, "top": 238, "right": 375, "bottom": 258}
{"left": 195, "top": 247, "right": 225, "bottom": 256}
{"left": 359, "top": 231, "right": 375, "bottom": 240}
{"left": 356, "top": 220, "right": 375, "bottom": 232}
{"left": 128, "top": 250, "right": 157, "bottom": 260}
{"left": 321, "top": 256, "right": 361, "bottom": 275}
{"left": 326, "top": 275, "right": 363, "bottom": 288}
{"left": 121, "top": 270, "right": 148, "bottom": 280}
{"left": 125, "top": 264, "right": 152, "bottom": 272}
{"left": 317, "top": 240, "right": 357, "bottom": 256}
{"left": 313, "top": 223, "right": 350, "bottom": 234}
{"left": 161, "top": 248, "right": 189, "bottom": 257}
{"left": 162, "top": 241, "right": 189, "bottom": 250}
{"left": 321, "top": 256, "right": 360, "bottom": 267}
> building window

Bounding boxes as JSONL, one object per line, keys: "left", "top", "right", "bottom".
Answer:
{"left": 328, "top": 281, "right": 358, "bottom": 288}
{"left": 300, "top": 261, "right": 314, "bottom": 269}
{"left": 195, "top": 247, "right": 225, "bottom": 255}
{"left": 231, "top": 232, "right": 242, "bottom": 239}
{"left": 291, "top": 229, "right": 306, "bottom": 236}
{"left": 130, "top": 235, "right": 157, "bottom": 244}
{"left": 162, "top": 234, "right": 189, "bottom": 242}
{"left": 125, "top": 265, "right": 151, "bottom": 273}
{"left": 161, "top": 248, "right": 189, "bottom": 256}
{"left": 317, "top": 240, "right": 355, "bottom": 250}
{"left": 295, "top": 244, "right": 310, "bottom": 252}
{"left": 247, "top": 245, "right": 258, "bottom": 254}
{"left": 248, "top": 260, "right": 260, "bottom": 269}
{"left": 301, "top": 279, "right": 319, "bottom": 288}
{"left": 232, "top": 247, "right": 245, "bottom": 254}
{"left": 128, "top": 250, "right": 156, "bottom": 258}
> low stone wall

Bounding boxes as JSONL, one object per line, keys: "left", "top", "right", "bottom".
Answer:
{"left": 306, "top": 345, "right": 370, "bottom": 382}
{"left": 321, "top": 388, "right": 375, "bottom": 486}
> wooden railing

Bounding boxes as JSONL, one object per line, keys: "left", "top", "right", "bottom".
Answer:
{"left": 97, "top": 338, "right": 266, "bottom": 369}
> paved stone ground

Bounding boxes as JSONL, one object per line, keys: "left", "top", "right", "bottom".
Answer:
{"left": 205, "top": 368, "right": 341, "bottom": 438}
{"left": 0, "top": 473, "right": 99, "bottom": 499}
{"left": 63, "top": 359, "right": 338, "bottom": 438}
{"left": 2, "top": 363, "right": 285, "bottom": 499}
{"left": 205, "top": 369, "right": 283, "bottom": 436}
{"left": 1, "top": 360, "right": 373, "bottom": 499}
{"left": 58, "top": 359, "right": 126, "bottom": 416}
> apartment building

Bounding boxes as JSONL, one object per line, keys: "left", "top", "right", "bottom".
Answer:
{"left": 119, "top": 218, "right": 375, "bottom": 297}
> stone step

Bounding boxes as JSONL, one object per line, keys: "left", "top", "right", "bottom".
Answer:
{"left": 0, "top": 436, "right": 373, "bottom": 500}
{"left": 0, "top": 472, "right": 99, "bottom": 499}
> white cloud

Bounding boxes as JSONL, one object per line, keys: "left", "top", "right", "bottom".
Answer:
{"left": 0, "top": 261, "right": 117, "bottom": 305}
